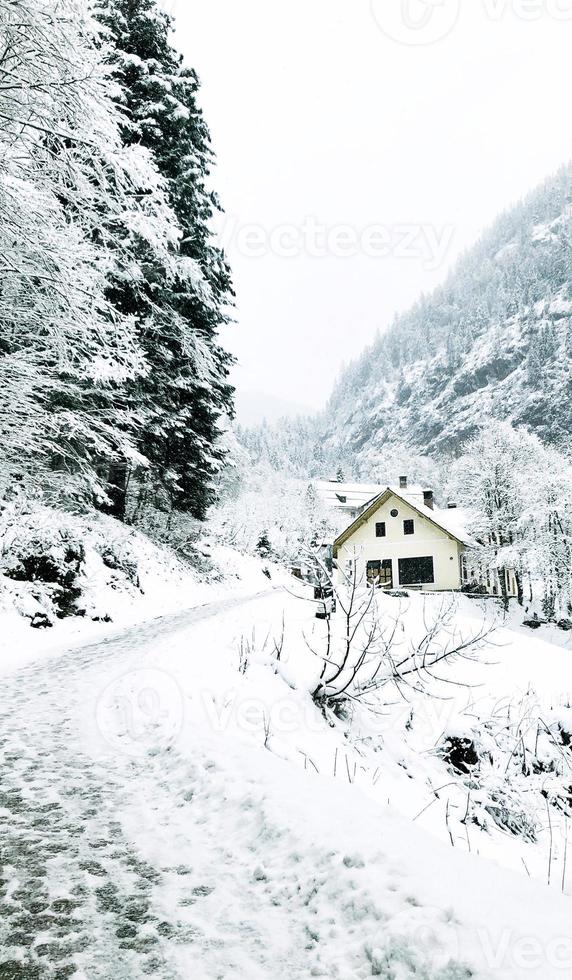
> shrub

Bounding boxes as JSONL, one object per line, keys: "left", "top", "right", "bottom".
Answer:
{"left": 439, "top": 736, "right": 481, "bottom": 776}
{"left": 1, "top": 527, "right": 85, "bottom": 619}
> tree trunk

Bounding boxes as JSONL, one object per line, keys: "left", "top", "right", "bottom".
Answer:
{"left": 102, "top": 461, "right": 129, "bottom": 522}
{"left": 514, "top": 569, "right": 524, "bottom": 607}
{"left": 499, "top": 567, "right": 509, "bottom": 615}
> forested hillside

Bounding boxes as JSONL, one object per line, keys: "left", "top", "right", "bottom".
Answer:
{"left": 322, "top": 164, "right": 572, "bottom": 472}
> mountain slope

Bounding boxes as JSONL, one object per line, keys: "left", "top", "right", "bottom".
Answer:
{"left": 323, "top": 163, "right": 572, "bottom": 471}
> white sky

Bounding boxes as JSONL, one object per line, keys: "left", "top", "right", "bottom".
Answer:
{"left": 169, "top": 0, "right": 572, "bottom": 413}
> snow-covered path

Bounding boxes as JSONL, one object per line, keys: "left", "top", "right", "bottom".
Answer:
{"left": 1, "top": 587, "right": 397, "bottom": 980}
{"left": 0, "top": 591, "right": 293, "bottom": 980}
{"left": 3, "top": 589, "right": 572, "bottom": 979}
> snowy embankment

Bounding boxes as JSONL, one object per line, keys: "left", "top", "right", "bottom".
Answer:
{"left": 78, "top": 589, "right": 572, "bottom": 976}
{"left": 0, "top": 505, "right": 277, "bottom": 675}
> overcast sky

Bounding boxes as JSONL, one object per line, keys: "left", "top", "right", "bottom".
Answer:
{"left": 169, "top": 0, "right": 572, "bottom": 416}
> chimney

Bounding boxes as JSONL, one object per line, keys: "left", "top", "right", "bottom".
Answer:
{"left": 447, "top": 502, "right": 458, "bottom": 510}
{"left": 399, "top": 476, "right": 408, "bottom": 490}
{"left": 423, "top": 490, "right": 434, "bottom": 510}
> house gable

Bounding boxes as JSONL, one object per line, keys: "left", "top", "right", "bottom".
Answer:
{"left": 333, "top": 488, "right": 468, "bottom": 558}
{"left": 332, "top": 489, "right": 472, "bottom": 592}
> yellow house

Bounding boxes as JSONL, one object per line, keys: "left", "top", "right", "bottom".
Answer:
{"left": 333, "top": 481, "right": 516, "bottom": 594}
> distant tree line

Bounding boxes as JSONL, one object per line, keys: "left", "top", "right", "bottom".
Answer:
{"left": 449, "top": 423, "right": 572, "bottom": 620}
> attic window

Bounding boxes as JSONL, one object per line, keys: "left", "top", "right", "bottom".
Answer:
{"left": 390, "top": 508, "right": 399, "bottom": 518}
{"left": 376, "top": 522, "right": 386, "bottom": 538}
{"left": 404, "top": 519, "right": 415, "bottom": 536}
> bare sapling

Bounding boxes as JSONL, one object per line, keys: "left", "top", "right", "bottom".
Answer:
{"left": 301, "top": 553, "right": 494, "bottom": 711}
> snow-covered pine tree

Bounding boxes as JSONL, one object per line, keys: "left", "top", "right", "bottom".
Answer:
{"left": 94, "top": 0, "right": 235, "bottom": 521}
{"left": 0, "top": 0, "right": 177, "bottom": 503}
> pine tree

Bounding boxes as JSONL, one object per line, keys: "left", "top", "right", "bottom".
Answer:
{"left": 0, "top": 0, "right": 177, "bottom": 503}
{"left": 94, "top": 0, "right": 235, "bottom": 521}
{"left": 255, "top": 531, "right": 272, "bottom": 560}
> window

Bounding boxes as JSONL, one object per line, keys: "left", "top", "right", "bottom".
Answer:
{"left": 403, "top": 519, "right": 415, "bottom": 536}
{"left": 375, "top": 522, "right": 386, "bottom": 538}
{"left": 398, "top": 556, "right": 434, "bottom": 586}
{"left": 390, "top": 508, "right": 399, "bottom": 518}
{"left": 367, "top": 560, "right": 393, "bottom": 588}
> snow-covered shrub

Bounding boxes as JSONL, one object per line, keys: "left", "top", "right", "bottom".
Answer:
{"left": 0, "top": 503, "right": 202, "bottom": 627}
{"left": 484, "top": 792, "right": 538, "bottom": 842}
{"left": 554, "top": 709, "right": 572, "bottom": 747}
{"left": 431, "top": 696, "right": 572, "bottom": 854}
{"left": 97, "top": 542, "right": 140, "bottom": 589}
{"left": 1, "top": 523, "right": 85, "bottom": 619}
{"left": 438, "top": 734, "right": 482, "bottom": 776}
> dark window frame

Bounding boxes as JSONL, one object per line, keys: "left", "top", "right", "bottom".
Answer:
{"left": 403, "top": 519, "right": 415, "bottom": 536}
{"left": 375, "top": 522, "right": 386, "bottom": 538}
{"left": 398, "top": 556, "right": 435, "bottom": 586}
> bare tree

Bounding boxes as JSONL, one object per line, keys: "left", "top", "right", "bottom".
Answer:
{"left": 303, "top": 554, "right": 493, "bottom": 709}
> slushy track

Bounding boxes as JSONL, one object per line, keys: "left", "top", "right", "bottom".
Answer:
{"left": 0, "top": 590, "right": 288, "bottom": 980}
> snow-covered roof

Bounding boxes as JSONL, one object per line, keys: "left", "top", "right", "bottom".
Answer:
{"left": 316, "top": 481, "right": 384, "bottom": 512}
{"left": 334, "top": 486, "right": 477, "bottom": 550}
{"left": 391, "top": 487, "right": 476, "bottom": 547}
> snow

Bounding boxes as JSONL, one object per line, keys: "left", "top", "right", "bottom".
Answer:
{"left": 390, "top": 486, "right": 476, "bottom": 546}
{"left": 0, "top": 505, "right": 280, "bottom": 677}
{"left": 3, "top": 579, "right": 572, "bottom": 976}
{"left": 316, "top": 480, "right": 385, "bottom": 514}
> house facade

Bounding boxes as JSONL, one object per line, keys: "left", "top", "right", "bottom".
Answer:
{"left": 333, "top": 482, "right": 519, "bottom": 596}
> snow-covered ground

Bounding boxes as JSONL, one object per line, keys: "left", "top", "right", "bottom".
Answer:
{"left": 2, "top": 582, "right": 572, "bottom": 977}
{"left": 0, "top": 504, "right": 279, "bottom": 676}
